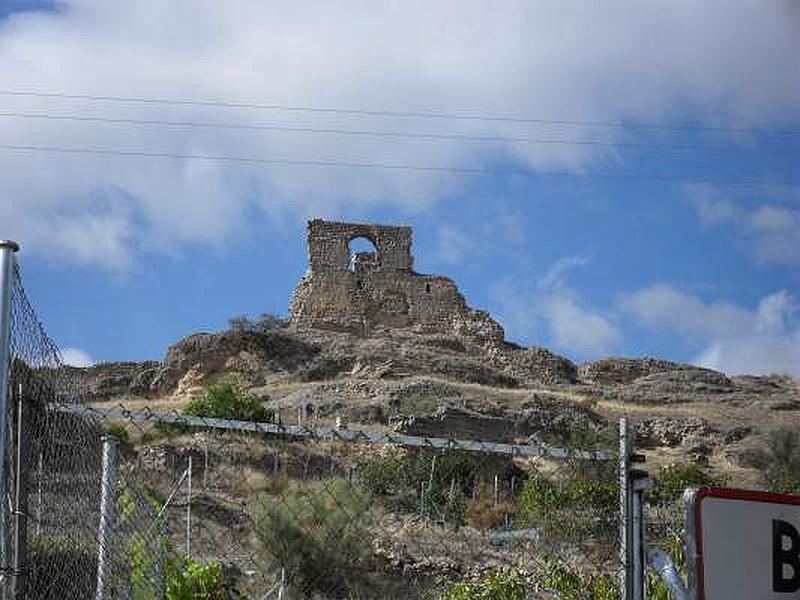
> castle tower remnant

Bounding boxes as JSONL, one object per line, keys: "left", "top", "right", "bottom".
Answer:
{"left": 288, "top": 219, "right": 504, "bottom": 343}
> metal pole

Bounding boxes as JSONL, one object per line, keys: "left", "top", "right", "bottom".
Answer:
{"left": 0, "top": 240, "right": 19, "bottom": 595}
{"left": 203, "top": 441, "right": 208, "bottom": 491}
{"left": 34, "top": 454, "right": 41, "bottom": 538}
{"left": 185, "top": 455, "right": 192, "bottom": 557}
{"left": 631, "top": 483, "right": 645, "bottom": 600}
{"left": 619, "top": 418, "right": 631, "bottom": 600}
{"left": 12, "top": 384, "right": 29, "bottom": 600}
{"left": 95, "top": 435, "right": 117, "bottom": 600}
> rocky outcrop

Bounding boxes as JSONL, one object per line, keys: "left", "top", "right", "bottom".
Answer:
{"left": 393, "top": 405, "right": 514, "bottom": 442}
{"left": 154, "top": 329, "right": 321, "bottom": 391}
{"left": 394, "top": 394, "right": 603, "bottom": 443}
{"left": 64, "top": 361, "right": 161, "bottom": 399}
{"left": 512, "top": 395, "right": 603, "bottom": 436}
{"left": 578, "top": 357, "right": 703, "bottom": 385}
{"left": 493, "top": 346, "right": 578, "bottom": 385}
{"left": 635, "top": 417, "right": 713, "bottom": 447}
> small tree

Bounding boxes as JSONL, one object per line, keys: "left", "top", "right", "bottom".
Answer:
{"left": 748, "top": 428, "right": 800, "bottom": 494}
{"left": 646, "top": 463, "right": 724, "bottom": 506}
{"left": 185, "top": 377, "right": 272, "bottom": 423}
{"left": 255, "top": 479, "right": 374, "bottom": 597}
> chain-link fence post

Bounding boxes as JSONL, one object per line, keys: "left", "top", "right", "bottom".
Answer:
{"left": 0, "top": 240, "right": 20, "bottom": 598}
{"left": 95, "top": 435, "right": 117, "bottom": 600}
{"left": 621, "top": 416, "right": 650, "bottom": 600}
{"left": 631, "top": 472, "right": 652, "bottom": 600}
{"left": 186, "top": 454, "right": 192, "bottom": 558}
{"left": 12, "top": 384, "right": 29, "bottom": 600}
{"left": 619, "top": 417, "right": 631, "bottom": 599}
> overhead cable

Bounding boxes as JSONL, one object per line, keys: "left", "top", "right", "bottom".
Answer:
{"left": 0, "top": 111, "right": 795, "bottom": 153}
{"left": 1, "top": 89, "right": 797, "bottom": 136}
{"left": 0, "top": 142, "right": 794, "bottom": 188}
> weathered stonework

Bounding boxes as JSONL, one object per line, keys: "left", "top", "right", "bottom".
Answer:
{"left": 288, "top": 219, "right": 504, "bottom": 343}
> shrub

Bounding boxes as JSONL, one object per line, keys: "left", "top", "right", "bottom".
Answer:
{"left": 356, "top": 450, "right": 480, "bottom": 526}
{"left": 535, "top": 557, "right": 618, "bottom": 600}
{"left": 185, "top": 377, "right": 273, "bottom": 423}
{"left": 516, "top": 474, "right": 572, "bottom": 524}
{"left": 105, "top": 422, "right": 130, "bottom": 444}
{"left": 560, "top": 425, "right": 617, "bottom": 453}
{"left": 255, "top": 479, "right": 375, "bottom": 597}
{"left": 466, "top": 498, "right": 515, "bottom": 530}
{"left": 514, "top": 466, "right": 619, "bottom": 555}
{"left": 516, "top": 472, "right": 617, "bottom": 528}
{"left": 441, "top": 569, "right": 528, "bottom": 600}
{"left": 357, "top": 454, "right": 408, "bottom": 496}
{"left": 647, "top": 463, "right": 724, "bottom": 506}
{"left": 166, "top": 557, "right": 241, "bottom": 600}
{"left": 751, "top": 428, "right": 800, "bottom": 494}
{"left": 228, "top": 313, "right": 285, "bottom": 333}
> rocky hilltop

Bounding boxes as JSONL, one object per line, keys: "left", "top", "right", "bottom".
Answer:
{"left": 73, "top": 219, "right": 798, "bottom": 490}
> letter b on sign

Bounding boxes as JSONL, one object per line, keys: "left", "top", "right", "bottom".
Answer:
{"left": 773, "top": 519, "right": 800, "bottom": 593}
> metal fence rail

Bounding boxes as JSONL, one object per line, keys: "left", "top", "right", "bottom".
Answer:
{"left": 51, "top": 403, "right": 613, "bottom": 461}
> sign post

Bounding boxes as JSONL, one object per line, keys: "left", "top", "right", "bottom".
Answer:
{"left": 685, "top": 487, "right": 800, "bottom": 600}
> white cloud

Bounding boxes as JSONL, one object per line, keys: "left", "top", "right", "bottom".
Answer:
{"left": 0, "top": 1, "right": 797, "bottom": 268}
{"left": 542, "top": 288, "right": 624, "bottom": 354}
{"left": 539, "top": 255, "right": 590, "bottom": 289}
{"left": 688, "top": 185, "right": 800, "bottom": 266}
{"left": 432, "top": 225, "right": 473, "bottom": 265}
{"left": 60, "top": 347, "right": 94, "bottom": 367}
{"left": 621, "top": 285, "right": 800, "bottom": 376}
{"left": 492, "top": 255, "right": 622, "bottom": 356}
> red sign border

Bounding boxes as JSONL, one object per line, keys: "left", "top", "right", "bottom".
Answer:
{"left": 689, "top": 487, "right": 800, "bottom": 600}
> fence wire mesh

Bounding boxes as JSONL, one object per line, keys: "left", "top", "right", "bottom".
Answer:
{"left": 3, "top": 258, "right": 625, "bottom": 599}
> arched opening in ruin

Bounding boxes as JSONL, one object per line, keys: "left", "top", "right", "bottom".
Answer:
{"left": 347, "top": 236, "right": 378, "bottom": 272}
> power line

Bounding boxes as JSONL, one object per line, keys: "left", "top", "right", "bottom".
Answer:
{"left": 0, "top": 110, "right": 795, "bottom": 153}
{"left": 1, "top": 89, "right": 797, "bottom": 137}
{"left": 0, "top": 142, "right": 795, "bottom": 188}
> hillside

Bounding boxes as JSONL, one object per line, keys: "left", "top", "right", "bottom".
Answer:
{"left": 75, "top": 322, "right": 798, "bottom": 486}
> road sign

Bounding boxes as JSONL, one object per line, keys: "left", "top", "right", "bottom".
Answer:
{"left": 685, "top": 487, "right": 800, "bottom": 599}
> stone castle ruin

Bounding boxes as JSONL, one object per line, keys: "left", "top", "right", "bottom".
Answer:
{"left": 288, "top": 219, "right": 504, "bottom": 343}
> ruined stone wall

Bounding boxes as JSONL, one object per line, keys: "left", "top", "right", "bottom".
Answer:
{"left": 288, "top": 219, "right": 504, "bottom": 343}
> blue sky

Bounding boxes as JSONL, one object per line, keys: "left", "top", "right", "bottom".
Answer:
{"left": 1, "top": 1, "right": 798, "bottom": 375}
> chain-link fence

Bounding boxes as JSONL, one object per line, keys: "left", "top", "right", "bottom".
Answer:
{"left": 1, "top": 252, "right": 628, "bottom": 599}
{"left": 4, "top": 260, "right": 170, "bottom": 599}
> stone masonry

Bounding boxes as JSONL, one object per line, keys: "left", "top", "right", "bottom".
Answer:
{"left": 288, "top": 219, "right": 504, "bottom": 343}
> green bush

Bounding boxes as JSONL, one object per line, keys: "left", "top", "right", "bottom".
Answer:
{"left": 535, "top": 557, "right": 618, "bottom": 600}
{"left": 185, "top": 376, "right": 273, "bottom": 423}
{"left": 166, "top": 557, "right": 241, "bottom": 600}
{"left": 516, "top": 474, "right": 572, "bottom": 523}
{"left": 515, "top": 470, "right": 617, "bottom": 538}
{"left": 440, "top": 569, "right": 528, "bottom": 600}
{"left": 647, "top": 463, "right": 724, "bottom": 506}
{"left": 255, "top": 478, "right": 374, "bottom": 597}
{"left": 357, "top": 454, "right": 408, "bottom": 496}
{"left": 557, "top": 425, "right": 617, "bottom": 453}
{"left": 356, "top": 450, "right": 479, "bottom": 525}
{"left": 105, "top": 422, "right": 130, "bottom": 443}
